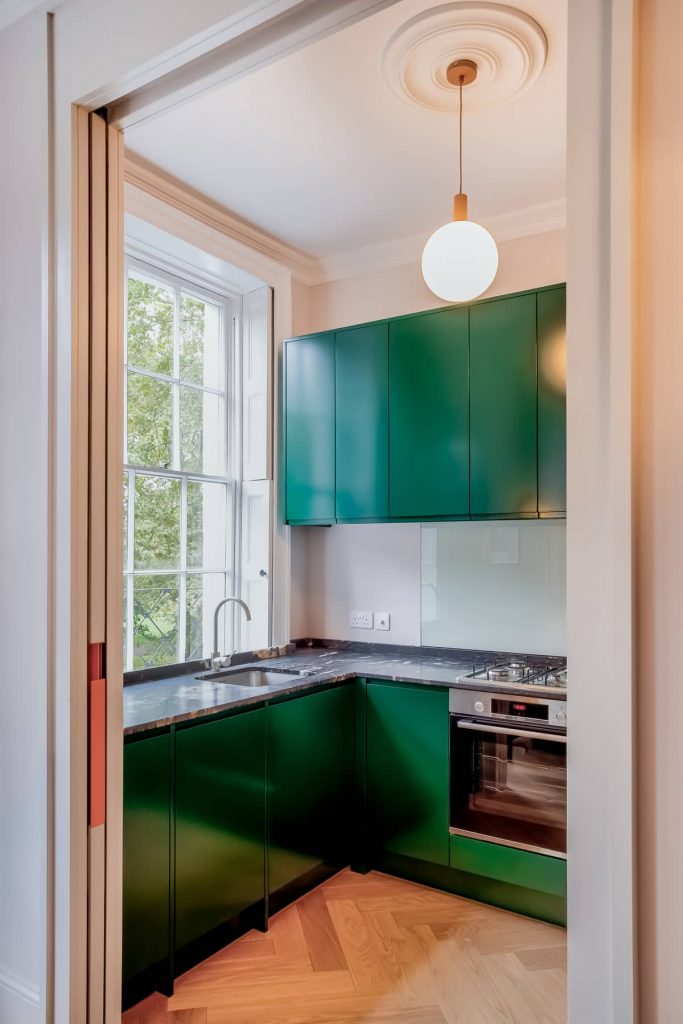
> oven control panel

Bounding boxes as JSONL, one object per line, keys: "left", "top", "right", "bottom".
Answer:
{"left": 449, "top": 688, "right": 567, "bottom": 728}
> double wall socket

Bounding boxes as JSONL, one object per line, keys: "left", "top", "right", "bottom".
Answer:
{"left": 349, "top": 610, "right": 391, "bottom": 630}
{"left": 350, "top": 610, "right": 373, "bottom": 629}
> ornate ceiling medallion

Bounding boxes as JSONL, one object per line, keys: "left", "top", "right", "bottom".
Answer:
{"left": 381, "top": 2, "right": 548, "bottom": 113}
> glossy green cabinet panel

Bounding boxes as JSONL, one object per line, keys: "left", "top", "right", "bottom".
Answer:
{"left": 284, "top": 333, "right": 335, "bottom": 523}
{"left": 175, "top": 709, "right": 266, "bottom": 952}
{"left": 449, "top": 834, "right": 566, "bottom": 898}
{"left": 537, "top": 286, "right": 567, "bottom": 514}
{"left": 469, "top": 293, "right": 538, "bottom": 517}
{"left": 335, "top": 324, "right": 389, "bottom": 520}
{"left": 366, "top": 681, "right": 449, "bottom": 866}
{"left": 268, "top": 685, "right": 355, "bottom": 895}
{"left": 389, "top": 309, "right": 469, "bottom": 518}
{"left": 122, "top": 731, "right": 172, "bottom": 985}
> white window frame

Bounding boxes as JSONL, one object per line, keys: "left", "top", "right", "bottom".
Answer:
{"left": 123, "top": 250, "right": 246, "bottom": 670}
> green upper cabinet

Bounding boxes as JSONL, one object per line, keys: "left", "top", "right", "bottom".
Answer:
{"left": 537, "top": 286, "right": 567, "bottom": 515}
{"left": 366, "top": 680, "right": 449, "bottom": 867}
{"left": 284, "top": 333, "right": 335, "bottom": 524}
{"left": 389, "top": 309, "right": 469, "bottom": 518}
{"left": 268, "top": 685, "right": 355, "bottom": 897}
{"left": 175, "top": 708, "right": 266, "bottom": 957}
{"left": 283, "top": 285, "right": 566, "bottom": 525}
{"left": 122, "top": 730, "right": 172, "bottom": 991}
{"left": 470, "top": 293, "right": 539, "bottom": 517}
{"left": 335, "top": 323, "right": 389, "bottom": 520}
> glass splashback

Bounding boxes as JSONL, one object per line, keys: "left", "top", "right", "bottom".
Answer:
{"left": 421, "top": 520, "right": 566, "bottom": 654}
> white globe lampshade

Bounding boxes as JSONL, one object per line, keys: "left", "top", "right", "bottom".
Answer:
{"left": 421, "top": 219, "right": 499, "bottom": 303}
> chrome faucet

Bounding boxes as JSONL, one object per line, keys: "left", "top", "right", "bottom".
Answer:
{"left": 211, "top": 597, "right": 252, "bottom": 670}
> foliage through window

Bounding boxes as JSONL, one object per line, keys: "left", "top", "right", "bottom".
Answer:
{"left": 123, "top": 261, "right": 236, "bottom": 670}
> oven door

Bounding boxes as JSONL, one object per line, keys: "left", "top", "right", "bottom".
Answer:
{"left": 450, "top": 716, "right": 567, "bottom": 857}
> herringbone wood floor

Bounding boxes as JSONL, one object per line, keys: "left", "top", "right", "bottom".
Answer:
{"left": 123, "top": 869, "right": 566, "bottom": 1024}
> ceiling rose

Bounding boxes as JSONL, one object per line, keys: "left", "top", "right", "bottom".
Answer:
{"left": 381, "top": 2, "right": 548, "bottom": 113}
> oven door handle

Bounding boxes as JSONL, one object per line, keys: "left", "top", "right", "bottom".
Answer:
{"left": 456, "top": 720, "right": 567, "bottom": 743}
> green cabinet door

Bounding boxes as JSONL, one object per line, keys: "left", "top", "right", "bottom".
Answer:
{"left": 389, "top": 309, "right": 469, "bottom": 518}
{"left": 175, "top": 709, "right": 266, "bottom": 954}
{"left": 366, "top": 681, "right": 449, "bottom": 866}
{"left": 335, "top": 324, "right": 389, "bottom": 520}
{"left": 470, "top": 293, "right": 538, "bottom": 516}
{"left": 123, "top": 730, "right": 172, "bottom": 988}
{"left": 268, "top": 685, "right": 355, "bottom": 895}
{"left": 537, "top": 286, "right": 567, "bottom": 514}
{"left": 284, "top": 333, "right": 335, "bottom": 523}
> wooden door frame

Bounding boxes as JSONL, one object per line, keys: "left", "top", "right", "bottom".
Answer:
{"left": 64, "top": 2, "right": 639, "bottom": 1022}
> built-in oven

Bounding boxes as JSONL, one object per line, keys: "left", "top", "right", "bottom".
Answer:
{"left": 449, "top": 689, "right": 567, "bottom": 858}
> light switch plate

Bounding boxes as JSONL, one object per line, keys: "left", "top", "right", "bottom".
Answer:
{"left": 375, "top": 611, "right": 390, "bottom": 631}
{"left": 350, "top": 610, "right": 374, "bottom": 629}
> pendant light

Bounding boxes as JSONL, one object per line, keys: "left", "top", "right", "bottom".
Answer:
{"left": 421, "top": 60, "right": 499, "bottom": 303}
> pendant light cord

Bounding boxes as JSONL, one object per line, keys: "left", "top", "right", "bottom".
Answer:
{"left": 458, "top": 76, "right": 464, "bottom": 194}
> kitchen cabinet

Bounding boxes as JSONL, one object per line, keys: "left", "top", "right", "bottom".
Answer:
{"left": 283, "top": 285, "right": 566, "bottom": 526}
{"left": 470, "top": 292, "right": 538, "bottom": 517}
{"left": 284, "top": 332, "right": 335, "bottom": 524}
{"left": 389, "top": 308, "right": 469, "bottom": 518}
{"left": 175, "top": 708, "right": 266, "bottom": 959}
{"left": 537, "top": 286, "right": 567, "bottom": 514}
{"left": 268, "top": 684, "right": 355, "bottom": 898}
{"left": 335, "top": 323, "right": 389, "bottom": 520}
{"left": 366, "top": 680, "right": 449, "bottom": 866}
{"left": 122, "top": 729, "right": 172, "bottom": 998}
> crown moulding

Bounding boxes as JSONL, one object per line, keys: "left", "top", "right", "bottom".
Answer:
{"left": 125, "top": 154, "right": 564, "bottom": 288}
{"left": 382, "top": 2, "right": 548, "bottom": 113}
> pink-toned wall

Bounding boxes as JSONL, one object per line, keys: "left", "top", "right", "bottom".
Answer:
{"left": 306, "top": 228, "right": 566, "bottom": 332}
{"left": 636, "top": 0, "right": 683, "bottom": 1019}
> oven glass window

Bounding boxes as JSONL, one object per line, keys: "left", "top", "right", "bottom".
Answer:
{"left": 451, "top": 719, "right": 567, "bottom": 855}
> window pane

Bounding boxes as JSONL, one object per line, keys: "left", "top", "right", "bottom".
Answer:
{"left": 185, "top": 572, "right": 229, "bottom": 661}
{"left": 134, "top": 475, "right": 180, "bottom": 570}
{"left": 187, "top": 481, "right": 227, "bottom": 569}
{"left": 126, "top": 274, "right": 174, "bottom": 375}
{"left": 180, "top": 386, "right": 225, "bottom": 475}
{"left": 127, "top": 371, "right": 173, "bottom": 468}
{"left": 180, "top": 293, "right": 221, "bottom": 387}
{"left": 133, "top": 574, "right": 179, "bottom": 668}
{"left": 123, "top": 472, "right": 129, "bottom": 568}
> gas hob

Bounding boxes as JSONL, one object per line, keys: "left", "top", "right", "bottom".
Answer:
{"left": 458, "top": 658, "right": 567, "bottom": 692}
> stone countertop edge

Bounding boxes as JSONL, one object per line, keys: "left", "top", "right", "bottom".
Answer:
{"left": 123, "top": 641, "right": 566, "bottom": 736}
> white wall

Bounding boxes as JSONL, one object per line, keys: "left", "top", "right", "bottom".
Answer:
{"left": 291, "top": 227, "right": 567, "bottom": 648}
{"left": 0, "top": 12, "right": 49, "bottom": 1024}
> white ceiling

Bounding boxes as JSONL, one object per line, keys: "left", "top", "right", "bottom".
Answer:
{"left": 126, "top": 0, "right": 566, "bottom": 260}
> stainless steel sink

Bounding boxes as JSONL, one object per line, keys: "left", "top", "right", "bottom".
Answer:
{"left": 196, "top": 666, "right": 312, "bottom": 687}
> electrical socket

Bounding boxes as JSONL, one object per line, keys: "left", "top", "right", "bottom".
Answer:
{"left": 375, "top": 611, "right": 391, "bottom": 631}
{"left": 350, "top": 610, "right": 374, "bottom": 629}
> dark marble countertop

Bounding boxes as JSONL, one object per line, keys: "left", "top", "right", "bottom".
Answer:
{"left": 123, "top": 641, "right": 566, "bottom": 735}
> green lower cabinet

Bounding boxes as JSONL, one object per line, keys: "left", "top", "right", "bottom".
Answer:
{"left": 366, "top": 680, "right": 449, "bottom": 866}
{"left": 268, "top": 685, "right": 355, "bottom": 897}
{"left": 449, "top": 834, "right": 566, "bottom": 925}
{"left": 122, "top": 730, "right": 172, "bottom": 1002}
{"left": 175, "top": 709, "right": 266, "bottom": 959}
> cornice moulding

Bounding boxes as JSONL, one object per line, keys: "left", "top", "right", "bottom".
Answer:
{"left": 316, "top": 198, "right": 567, "bottom": 284}
{"left": 125, "top": 155, "right": 565, "bottom": 286}
{"left": 124, "top": 153, "right": 320, "bottom": 284}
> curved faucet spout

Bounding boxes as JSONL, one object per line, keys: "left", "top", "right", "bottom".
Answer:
{"left": 212, "top": 597, "right": 252, "bottom": 670}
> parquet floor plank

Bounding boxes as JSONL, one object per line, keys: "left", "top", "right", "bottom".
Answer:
{"left": 123, "top": 869, "right": 566, "bottom": 1024}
